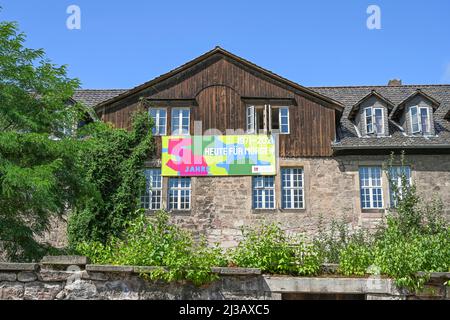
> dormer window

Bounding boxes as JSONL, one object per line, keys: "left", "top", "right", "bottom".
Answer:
{"left": 364, "top": 107, "right": 384, "bottom": 135}
{"left": 410, "top": 106, "right": 430, "bottom": 135}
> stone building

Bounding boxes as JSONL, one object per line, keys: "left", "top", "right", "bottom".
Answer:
{"left": 71, "top": 47, "right": 450, "bottom": 248}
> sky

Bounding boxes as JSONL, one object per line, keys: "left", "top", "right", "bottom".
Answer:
{"left": 1, "top": 0, "right": 450, "bottom": 89}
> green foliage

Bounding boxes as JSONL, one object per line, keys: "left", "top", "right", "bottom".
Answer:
{"left": 76, "top": 211, "right": 226, "bottom": 286}
{"left": 230, "top": 223, "right": 322, "bottom": 276}
{"left": 338, "top": 242, "right": 374, "bottom": 276}
{"left": 68, "top": 110, "right": 154, "bottom": 246}
{"left": 313, "top": 215, "right": 372, "bottom": 264}
{"left": 0, "top": 20, "right": 91, "bottom": 261}
{"left": 333, "top": 153, "right": 450, "bottom": 290}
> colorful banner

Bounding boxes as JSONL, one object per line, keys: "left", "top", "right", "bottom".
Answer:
{"left": 161, "top": 135, "right": 276, "bottom": 176}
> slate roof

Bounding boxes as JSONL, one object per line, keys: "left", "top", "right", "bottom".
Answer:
{"left": 72, "top": 84, "right": 450, "bottom": 150}
{"left": 311, "top": 85, "right": 450, "bottom": 150}
{"left": 73, "top": 89, "right": 127, "bottom": 108}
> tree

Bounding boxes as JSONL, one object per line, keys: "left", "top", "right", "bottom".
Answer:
{"left": 0, "top": 19, "right": 89, "bottom": 261}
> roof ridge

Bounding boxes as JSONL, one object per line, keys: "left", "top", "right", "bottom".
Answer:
{"left": 76, "top": 89, "right": 128, "bottom": 91}
{"left": 310, "top": 84, "right": 450, "bottom": 89}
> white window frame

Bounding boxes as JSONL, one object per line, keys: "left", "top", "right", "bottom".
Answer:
{"left": 281, "top": 168, "right": 304, "bottom": 209}
{"left": 410, "top": 106, "right": 430, "bottom": 134}
{"left": 171, "top": 107, "right": 190, "bottom": 136}
{"left": 246, "top": 105, "right": 255, "bottom": 134}
{"left": 252, "top": 176, "right": 275, "bottom": 209}
{"left": 388, "top": 166, "right": 412, "bottom": 208}
{"left": 246, "top": 105, "right": 290, "bottom": 134}
{"left": 364, "top": 107, "right": 384, "bottom": 135}
{"left": 168, "top": 177, "right": 191, "bottom": 211}
{"left": 359, "top": 166, "right": 384, "bottom": 209}
{"left": 141, "top": 169, "right": 163, "bottom": 210}
{"left": 278, "top": 107, "right": 290, "bottom": 134}
{"left": 149, "top": 108, "right": 167, "bottom": 136}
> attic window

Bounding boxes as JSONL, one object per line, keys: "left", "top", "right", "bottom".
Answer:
{"left": 246, "top": 105, "right": 290, "bottom": 134}
{"left": 410, "top": 106, "right": 430, "bottom": 135}
{"left": 364, "top": 107, "right": 384, "bottom": 135}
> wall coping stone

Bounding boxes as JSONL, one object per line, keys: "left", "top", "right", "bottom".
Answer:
{"left": 416, "top": 272, "right": 450, "bottom": 280}
{"left": 262, "top": 276, "right": 401, "bottom": 295}
{"left": 41, "top": 256, "right": 89, "bottom": 266}
{"left": 86, "top": 265, "right": 134, "bottom": 273}
{"left": 211, "top": 267, "right": 262, "bottom": 275}
{"left": 0, "top": 263, "right": 39, "bottom": 272}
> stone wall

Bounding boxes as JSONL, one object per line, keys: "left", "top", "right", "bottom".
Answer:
{"left": 0, "top": 257, "right": 448, "bottom": 300}
{"left": 173, "top": 154, "right": 450, "bottom": 247}
{"left": 38, "top": 154, "right": 450, "bottom": 250}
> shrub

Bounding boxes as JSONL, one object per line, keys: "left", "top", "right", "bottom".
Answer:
{"left": 76, "top": 210, "right": 226, "bottom": 286}
{"left": 338, "top": 242, "right": 374, "bottom": 276}
{"left": 229, "top": 223, "right": 321, "bottom": 276}
{"left": 313, "top": 215, "right": 372, "bottom": 264}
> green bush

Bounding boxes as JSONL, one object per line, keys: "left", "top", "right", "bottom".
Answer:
{"left": 229, "top": 223, "right": 322, "bottom": 276}
{"left": 313, "top": 215, "right": 373, "bottom": 264}
{"left": 76, "top": 211, "right": 226, "bottom": 286}
{"left": 374, "top": 220, "right": 449, "bottom": 290}
{"left": 338, "top": 242, "right": 374, "bottom": 276}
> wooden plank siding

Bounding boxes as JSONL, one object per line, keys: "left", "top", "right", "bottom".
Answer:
{"left": 98, "top": 56, "right": 336, "bottom": 157}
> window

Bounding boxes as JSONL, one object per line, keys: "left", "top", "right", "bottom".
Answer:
{"left": 246, "top": 106, "right": 255, "bottom": 133}
{"left": 281, "top": 168, "right": 304, "bottom": 209}
{"left": 168, "top": 177, "right": 191, "bottom": 210}
{"left": 141, "top": 169, "right": 162, "bottom": 210}
{"left": 171, "top": 108, "right": 190, "bottom": 135}
{"left": 364, "top": 107, "right": 384, "bottom": 135}
{"left": 149, "top": 108, "right": 167, "bottom": 136}
{"left": 252, "top": 176, "right": 275, "bottom": 209}
{"left": 389, "top": 166, "right": 411, "bottom": 208}
{"left": 410, "top": 106, "right": 430, "bottom": 134}
{"left": 246, "top": 105, "right": 290, "bottom": 134}
{"left": 359, "top": 167, "right": 383, "bottom": 209}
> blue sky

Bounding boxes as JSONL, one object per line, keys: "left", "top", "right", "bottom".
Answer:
{"left": 1, "top": 0, "right": 450, "bottom": 89}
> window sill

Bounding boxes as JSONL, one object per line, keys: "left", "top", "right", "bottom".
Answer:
{"left": 279, "top": 208, "right": 306, "bottom": 213}
{"left": 168, "top": 210, "right": 191, "bottom": 216}
{"left": 251, "top": 209, "right": 277, "bottom": 214}
{"left": 361, "top": 209, "right": 385, "bottom": 214}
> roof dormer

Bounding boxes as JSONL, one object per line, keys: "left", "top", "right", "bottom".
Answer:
{"left": 391, "top": 89, "right": 440, "bottom": 137}
{"left": 349, "top": 90, "right": 394, "bottom": 137}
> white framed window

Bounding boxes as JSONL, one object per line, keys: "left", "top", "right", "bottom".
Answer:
{"left": 246, "top": 105, "right": 290, "bottom": 134}
{"left": 141, "top": 169, "right": 162, "bottom": 210}
{"left": 246, "top": 105, "right": 255, "bottom": 133}
{"left": 168, "top": 177, "right": 191, "bottom": 210}
{"left": 364, "top": 107, "right": 384, "bottom": 135}
{"left": 281, "top": 168, "right": 304, "bottom": 209}
{"left": 279, "top": 107, "right": 290, "bottom": 134}
{"left": 149, "top": 108, "right": 167, "bottom": 136}
{"left": 388, "top": 166, "right": 412, "bottom": 208}
{"left": 410, "top": 106, "right": 430, "bottom": 134}
{"left": 252, "top": 176, "right": 275, "bottom": 209}
{"left": 171, "top": 108, "right": 190, "bottom": 135}
{"left": 359, "top": 167, "right": 383, "bottom": 209}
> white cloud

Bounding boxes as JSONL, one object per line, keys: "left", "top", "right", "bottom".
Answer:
{"left": 442, "top": 63, "right": 450, "bottom": 82}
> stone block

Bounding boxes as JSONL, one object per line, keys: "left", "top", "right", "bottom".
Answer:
{"left": 86, "top": 265, "right": 133, "bottom": 273}
{"left": 23, "top": 282, "right": 63, "bottom": 300}
{"left": 0, "top": 273, "right": 17, "bottom": 282}
{"left": 0, "top": 282, "right": 24, "bottom": 300}
{"left": 41, "top": 255, "right": 89, "bottom": 266}
{"left": 17, "top": 272, "right": 37, "bottom": 282}
{"left": 0, "top": 263, "right": 38, "bottom": 272}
